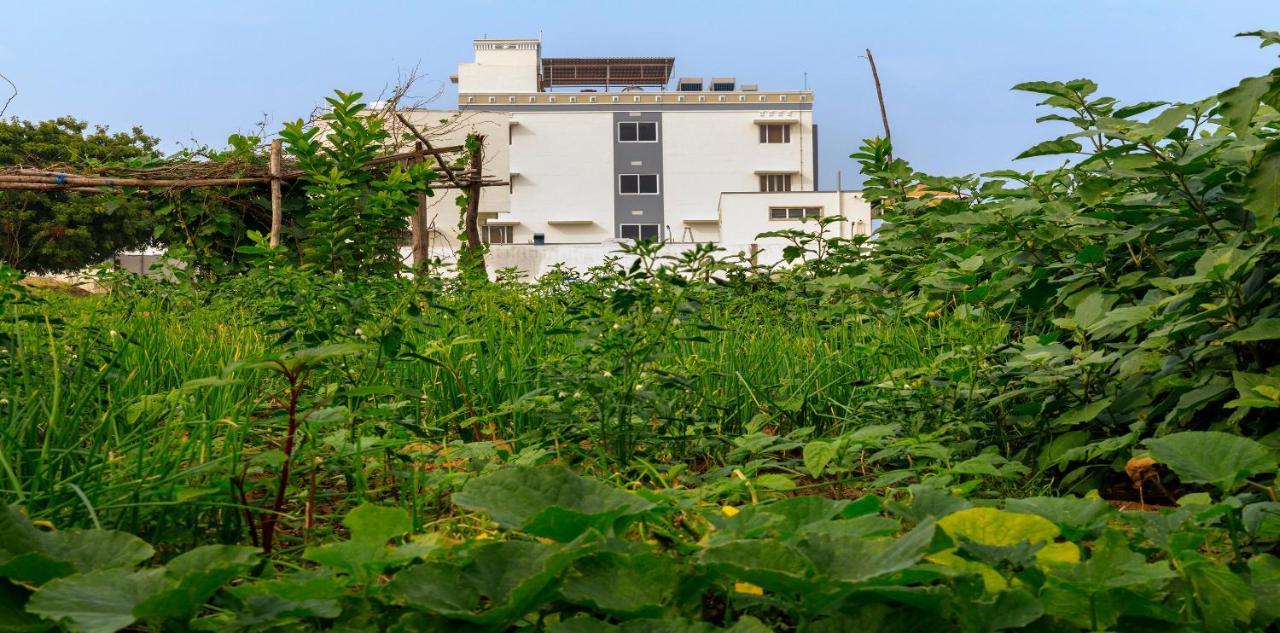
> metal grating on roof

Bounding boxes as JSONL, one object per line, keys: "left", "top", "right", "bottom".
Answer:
{"left": 541, "top": 57, "right": 675, "bottom": 88}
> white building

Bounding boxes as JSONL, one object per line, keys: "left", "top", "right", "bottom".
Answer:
{"left": 398, "top": 38, "right": 872, "bottom": 270}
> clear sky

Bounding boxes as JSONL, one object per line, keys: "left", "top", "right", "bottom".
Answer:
{"left": 2, "top": 1, "right": 1278, "bottom": 185}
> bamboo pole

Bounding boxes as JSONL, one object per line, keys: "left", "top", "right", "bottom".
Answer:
{"left": 864, "top": 48, "right": 892, "bottom": 159}
{"left": 268, "top": 139, "right": 283, "bottom": 248}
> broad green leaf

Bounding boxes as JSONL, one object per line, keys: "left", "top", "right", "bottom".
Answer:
{"left": 1049, "top": 398, "right": 1112, "bottom": 429}
{"left": 801, "top": 518, "right": 936, "bottom": 585}
{"left": 1016, "top": 138, "right": 1082, "bottom": 160}
{"left": 132, "top": 545, "right": 258, "bottom": 622}
{"left": 560, "top": 552, "right": 675, "bottom": 617}
{"left": 803, "top": 440, "right": 837, "bottom": 478}
{"left": 386, "top": 539, "right": 578, "bottom": 625}
{"left": 1181, "top": 558, "right": 1254, "bottom": 633}
{"left": 1249, "top": 554, "right": 1280, "bottom": 623}
{"left": 1225, "top": 318, "right": 1280, "bottom": 342}
{"left": 1245, "top": 139, "right": 1280, "bottom": 228}
{"left": 1217, "top": 75, "right": 1274, "bottom": 136}
{"left": 700, "top": 540, "right": 813, "bottom": 594}
{"left": 303, "top": 503, "right": 415, "bottom": 578}
{"left": 1005, "top": 496, "right": 1114, "bottom": 540}
{"left": 452, "top": 466, "right": 653, "bottom": 541}
{"left": 1144, "top": 431, "right": 1277, "bottom": 493}
{"left": 27, "top": 568, "right": 165, "bottom": 633}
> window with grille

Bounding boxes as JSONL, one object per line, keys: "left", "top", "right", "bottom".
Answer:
{"left": 618, "top": 121, "right": 658, "bottom": 142}
{"left": 620, "top": 174, "right": 660, "bottom": 195}
{"left": 758, "top": 124, "right": 791, "bottom": 143}
{"left": 768, "top": 207, "right": 821, "bottom": 221}
{"left": 484, "top": 225, "right": 513, "bottom": 244}
{"left": 759, "top": 174, "right": 793, "bottom": 192}
{"left": 619, "top": 224, "right": 660, "bottom": 241}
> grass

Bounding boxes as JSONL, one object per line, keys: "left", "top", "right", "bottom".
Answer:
{"left": 0, "top": 280, "right": 1008, "bottom": 547}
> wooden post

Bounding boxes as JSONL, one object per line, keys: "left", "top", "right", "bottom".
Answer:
{"left": 462, "top": 135, "right": 487, "bottom": 279}
{"left": 749, "top": 243, "right": 760, "bottom": 268}
{"left": 268, "top": 139, "right": 283, "bottom": 248}
{"left": 410, "top": 141, "right": 429, "bottom": 272}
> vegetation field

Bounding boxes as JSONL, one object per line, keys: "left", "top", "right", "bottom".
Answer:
{"left": 2, "top": 31, "right": 1280, "bottom": 633}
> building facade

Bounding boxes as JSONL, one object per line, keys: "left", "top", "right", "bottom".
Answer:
{"left": 399, "top": 38, "right": 872, "bottom": 259}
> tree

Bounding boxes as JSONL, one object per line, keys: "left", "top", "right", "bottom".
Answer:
{"left": 0, "top": 116, "right": 160, "bottom": 273}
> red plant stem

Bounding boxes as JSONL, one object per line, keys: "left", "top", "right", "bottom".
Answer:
{"left": 262, "top": 374, "right": 304, "bottom": 555}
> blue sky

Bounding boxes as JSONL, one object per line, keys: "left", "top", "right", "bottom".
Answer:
{"left": 2, "top": 1, "right": 1277, "bottom": 185}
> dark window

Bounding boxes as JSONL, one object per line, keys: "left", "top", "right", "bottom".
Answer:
{"left": 712, "top": 82, "right": 735, "bottom": 91}
{"left": 618, "top": 121, "right": 657, "bottom": 142}
{"left": 679, "top": 82, "right": 702, "bottom": 92}
{"left": 620, "top": 174, "right": 659, "bottom": 195}
{"left": 759, "top": 174, "right": 792, "bottom": 192}
{"left": 620, "top": 224, "right": 660, "bottom": 241}
{"left": 759, "top": 124, "right": 791, "bottom": 143}
{"left": 769, "top": 207, "right": 821, "bottom": 220}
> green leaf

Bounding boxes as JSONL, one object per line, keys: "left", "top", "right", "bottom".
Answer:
{"left": 1249, "top": 554, "right": 1280, "bottom": 623}
{"left": 1144, "top": 431, "right": 1277, "bottom": 493}
{"left": 560, "top": 552, "right": 675, "bottom": 617}
{"left": 1245, "top": 139, "right": 1280, "bottom": 228}
{"left": 303, "top": 503, "right": 414, "bottom": 579}
{"left": 27, "top": 568, "right": 165, "bottom": 633}
{"left": 133, "top": 545, "right": 258, "bottom": 622}
{"left": 452, "top": 466, "right": 654, "bottom": 541}
{"left": 801, "top": 518, "right": 936, "bottom": 585}
{"left": 386, "top": 540, "right": 579, "bottom": 625}
{"left": 1182, "top": 558, "right": 1254, "bottom": 633}
{"left": 1049, "top": 398, "right": 1113, "bottom": 429}
{"left": 1005, "top": 496, "right": 1114, "bottom": 540}
{"left": 700, "top": 539, "right": 814, "bottom": 595}
{"left": 1015, "top": 138, "right": 1082, "bottom": 161}
{"left": 1217, "top": 75, "right": 1274, "bottom": 136}
{"left": 1225, "top": 318, "right": 1280, "bottom": 342}
{"left": 803, "top": 440, "right": 838, "bottom": 478}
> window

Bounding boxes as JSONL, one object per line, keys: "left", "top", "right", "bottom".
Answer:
{"left": 759, "top": 124, "right": 791, "bottom": 143}
{"left": 759, "top": 174, "right": 792, "bottom": 192}
{"left": 620, "top": 224, "right": 660, "bottom": 241}
{"left": 769, "top": 207, "right": 821, "bottom": 221}
{"left": 618, "top": 121, "right": 658, "bottom": 142}
{"left": 484, "top": 225, "right": 513, "bottom": 244}
{"left": 619, "top": 174, "right": 659, "bottom": 195}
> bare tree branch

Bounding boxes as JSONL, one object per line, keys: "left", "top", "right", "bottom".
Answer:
{"left": 0, "top": 71, "right": 16, "bottom": 118}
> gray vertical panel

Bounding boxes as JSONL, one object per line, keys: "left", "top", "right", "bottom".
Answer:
{"left": 812, "top": 123, "right": 819, "bottom": 191}
{"left": 612, "top": 111, "right": 664, "bottom": 237}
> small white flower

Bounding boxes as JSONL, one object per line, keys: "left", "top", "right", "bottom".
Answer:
{"left": 601, "top": 370, "right": 613, "bottom": 378}
{"left": 0, "top": 398, "right": 8, "bottom": 406}
{"left": 109, "top": 330, "right": 119, "bottom": 338}
{"left": 652, "top": 306, "right": 663, "bottom": 314}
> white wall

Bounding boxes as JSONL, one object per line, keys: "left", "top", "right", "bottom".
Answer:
{"left": 663, "top": 110, "right": 814, "bottom": 243}
{"left": 508, "top": 111, "right": 616, "bottom": 243}
{"left": 456, "top": 41, "right": 540, "bottom": 94}
{"left": 718, "top": 191, "right": 873, "bottom": 245}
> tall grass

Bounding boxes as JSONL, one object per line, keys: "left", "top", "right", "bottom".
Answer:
{"left": 0, "top": 284, "right": 1006, "bottom": 543}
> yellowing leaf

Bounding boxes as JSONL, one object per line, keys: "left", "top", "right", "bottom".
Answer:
{"left": 926, "top": 550, "right": 1008, "bottom": 591}
{"left": 734, "top": 582, "right": 764, "bottom": 596}
{"left": 938, "top": 507, "right": 1060, "bottom": 546}
{"left": 1037, "top": 541, "right": 1080, "bottom": 565}
{"left": 721, "top": 505, "right": 741, "bottom": 517}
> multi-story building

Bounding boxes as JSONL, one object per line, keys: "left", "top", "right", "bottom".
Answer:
{"left": 398, "top": 38, "right": 871, "bottom": 269}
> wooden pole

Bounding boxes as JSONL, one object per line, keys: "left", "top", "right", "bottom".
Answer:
{"left": 268, "top": 139, "right": 283, "bottom": 248}
{"left": 410, "top": 141, "right": 429, "bottom": 272}
{"left": 462, "top": 135, "right": 487, "bottom": 279}
{"left": 864, "top": 48, "right": 892, "bottom": 159}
